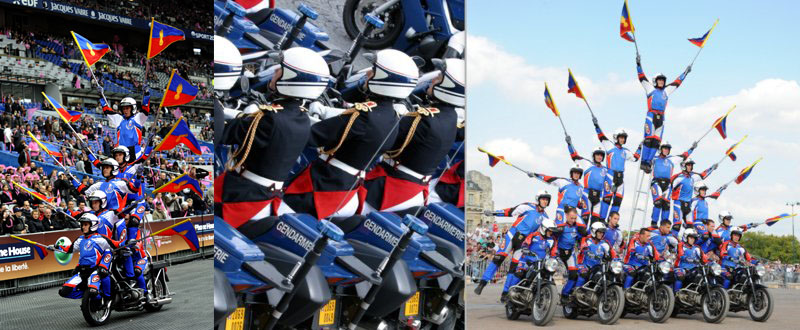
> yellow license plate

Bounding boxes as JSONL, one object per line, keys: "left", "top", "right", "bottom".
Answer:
{"left": 318, "top": 299, "right": 337, "bottom": 326}
{"left": 225, "top": 307, "right": 245, "bottom": 330}
{"left": 404, "top": 291, "right": 421, "bottom": 316}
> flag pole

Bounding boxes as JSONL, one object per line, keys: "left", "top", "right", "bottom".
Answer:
{"left": 713, "top": 135, "right": 748, "bottom": 167}
{"left": 694, "top": 105, "right": 736, "bottom": 146}
{"left": 41, "top": 92, "right": 98, "bottom": 160}
{"left": 27, "top": 132, "right": 79, "bottom": 182}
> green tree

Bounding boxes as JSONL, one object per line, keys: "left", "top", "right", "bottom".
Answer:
{"left": 741, "top": 232, "right": 800, "bottom": 263}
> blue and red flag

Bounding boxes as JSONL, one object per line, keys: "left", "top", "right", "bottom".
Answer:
{"left": 11, "top": 181, "right": 54, "bottom": 204}
{"left": 153, "top": 117, "right": 203, "bottom": 155}
{"left": 152, "top": 173, "right": 203, "bottom": 196}
{"left": 688, "top": 19, "right": 719, "bottom": 48}
{"left": 725, "top": 135, "right": 747, "bottom": 161}
{"left": 620, "top": 0, "right": 635, "bottom": 42}
{"left": 147, "top": 19, "right": 185, "bottom": 59}
{"left": 70, "top": 31, "right": 110, "bottom": 67}
{"left": 544, "top": 83, "right": 559, "bottom": 116}
{"left": 9, "top": 235, "right": 48, "bottom": 260}
{"left": 155, "top": 219, "right": 200, "bottom": 251}
{"left": 27, "top": 131, "right": 64, "bottom": 163}
{"left": 141, "top": 93, "right": 151, "bottom": 114}
{"left": 488, "top": 154, "right": 505, "bottom": 167}
{"left": 735, "top": 158, "right": 762, "bottom": 184}
{"left": 764, "top": 213, "right": 793, "bottom": 227}
{"left": 710, "top": 105, "right": 735, "bottom": 139}
{"left": 567, "top": 69, "right": 584, "bottom": 99}
{"left": 42, "top": 92, "right": 82, "bottom": 123}
{"left": 160, "top": 70, "right": 198, "bottom": 107}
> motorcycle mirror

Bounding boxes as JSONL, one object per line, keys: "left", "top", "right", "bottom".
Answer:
{"left": 431, "top": 58, "right": 447, "bottom": 71}
{"left": 363, "top": 52, "right": 377, "bottom": 65}
{"left": 411, "top": 56, "right": 425, "bottom": 68}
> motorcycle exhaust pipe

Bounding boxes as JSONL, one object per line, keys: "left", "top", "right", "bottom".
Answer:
{"left": 152, "top": 297, "right": 173, "bottom": 306}
{"left": 264, "top": 220, "right": 344, "bottom": 330}
{"left": 428, "top": 305, "right": 450, "bottom": 325}
{"left": 346, "top": 215, "right": 429, "bottom": 330}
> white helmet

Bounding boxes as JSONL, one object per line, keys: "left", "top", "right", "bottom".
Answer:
{"left": 112, "top": 146, "right": 129, "bottom": 163}
{"left": 693, "top": 180, "right": 708, "bottom": 193}
{"left": 367, "top": 49, "right": 419, "bottom": 99}
{"left": 683, "top": 228, "right": 698, "bottom": 242}
{"left": 432, "top": 58, "right": 465, "bottom": 107}
{"left": 79, "top": 213, "right": 101, "bottom": 232}
{"left": 275, "top": 47, "right": 331, "bottom": 100}
{"left": 535, "top": 190, "right": 551, "bottom": 203}
{"left": 540, "top": 218, "right": 556, "bottom": 236}
{"left": 613, "top": 128, "right": 628, "bottom": 141}
{"left": 592, "top": 146, "right": 606, "bottom": 158}
{"left": 99, "top": 158, "right": 119, "bottom": 176}
{"left": 88, "top": 190, "right": 108, "bottom": 209}
{"left": 120, "top": 97, "right": 137, "bottom": 113}
{"left": 718, "top": 211, "right": 733, "bottom": 222}
{"left": 681, "top": 158, "right": 696, "bottom": 171}
{"left": 653, "top": 73, "right": 667, "bottom": 86}
{"left": 569, "top": 163, "right": 583, "bottom": 178}
{"left": 443, "top": 31, "right": 465, "bottom": 59}
{"left": 591, "top": 222, "right": 607, "bottom": 238}
{"left": 213, "top": 36, "right": 243, "bottom": 91}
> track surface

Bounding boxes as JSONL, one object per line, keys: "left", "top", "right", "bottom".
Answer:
{"left": 0, "top": 259, "right": 212, "bottom": 329}
{"left": 466, "top": 281, "right": 795, "bottom": 329}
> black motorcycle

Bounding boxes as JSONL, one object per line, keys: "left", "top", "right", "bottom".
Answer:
{"left": 673, "top": 262, "right": 729, "bottom": 323}
{"left": 621, "top": 257, "right": 675, "bottom": 323}
{"left": 504, "top": 255, "right": 559, "bottom": 326}
{"left": 562, "top": 258, "right": 625, "bottom": 325}
{"left": 725, "top": 259, "right": 773, "bottom": 322}
{"left": 81, "top": 250, "right": 172, "bottom": 326}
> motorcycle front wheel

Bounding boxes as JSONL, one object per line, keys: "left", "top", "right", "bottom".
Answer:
{"left": 81, "top": 291, "right": 112, "bottom": 326}
{"left": 701, "top": 286, "right": 729, "bottom": 323}
{"left": 747, "top": 287, "right": 773, "bottom": 322}
{"left": 531, "top": 283, "right": 557, "bottom": 326}
{"left": 597, "top": 285, "right": 624, "bottom": 325}
{"left": 505, "top": 301, "right": 521, "bottom": 320}
{"left": 648, "top": 284, "right": 675, "bottom": 323}
{"left": 343, "top": 0, "right": 405, "bottom": 49}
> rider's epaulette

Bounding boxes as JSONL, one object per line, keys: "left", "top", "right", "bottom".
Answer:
{"left": 416, "top": 107, "right": 440, "bottom": 117}
{"left": 258, "top": 104, "right": 284, "bottom": 112}
{"left": 352, "top": 101, "right": 378, "bottom": 112}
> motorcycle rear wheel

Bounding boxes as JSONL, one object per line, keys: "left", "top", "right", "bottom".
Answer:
{"left": 701, "top": 287, "right": 729, "bottom": 323}
{"left": 531, "top": 283, "right": 557, "bottom": 326}
{"left": 747, "top": 287, "right": 773, "bottom": 322}
{"left": 144, "top": 273, "right": 166, "bottom": 312}
{"left": 81, "top": 292, "right": 112, "bottom": 326}
{"left": 648, "top": 284, "right": 675, "bottom": 323}
{"left": 343, "top": 0, "right": 405, "bottom": 49}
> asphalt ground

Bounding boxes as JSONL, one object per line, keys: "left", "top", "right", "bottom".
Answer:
{"left": 0, "top": 259, "right": 212, "bottom": 329}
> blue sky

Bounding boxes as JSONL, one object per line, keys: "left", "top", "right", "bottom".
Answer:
{"left": 467, "top": 0, "right": 800, "bottom": 237}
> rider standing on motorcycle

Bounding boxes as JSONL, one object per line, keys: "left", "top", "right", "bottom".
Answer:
{"left": 572, "top": 222, "right": 619, "bottom": 294}
{"left": 604, "top": 211, "right": 624, "bottom": 255}
{"left": 635, "top": 53, "right": 691, "bottom": 173}
{"left": 716, "top": 211, "right": 758, "bottom": 242}
{"left": 591, "top": 120, "right": 641, "bottom": 218}
{"left": 100, "top": 95, "right": 152, "bottom": 160}
{"left": 673, "top": 228, "right": 708, "bottom": 292}
{"left": 688, "top": 181, "right": 725, "bottom": 227}
{"left": 216, "top": 45, "right": 328, "bottom": 227}
{"left": 719, "top": 229, "right": 752, "bottom": 289}
{"left": 362, "top": 58, "right": 464, "bottom": 213}
{"left": 554, "top": 206, "right": 588, "bottom": 304}
{"left": 48, "top": 214, "right": 113, "bottom": 302}
{"left": 284, "top": 49, "right": 419, "bottom": 219}
{"left": 502, "top": 219, "right": 559, "bottom": 299}
{"left": 73, "top": 158, "right": 140, "bottom": 212}
{"left": 474, "top": 191, "right": 551, "bottom": 297}
{"left": 565, "top": 137, "right": 611, "bottom": 225}
{"left": 671, "top": 159, "right": 717, "bottom": 228}
{"left": 650, "top": 142, "right": 694, "bottom": 227}
{"left": 623, "top": 228, "right": 660, "bottom": 289}
{"left": 529, "top": 164, "right": 589, "bottom": 217}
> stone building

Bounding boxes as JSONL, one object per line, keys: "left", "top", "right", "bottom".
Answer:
{"left": 466, "top": 170, "right": 494, "bottom": 233}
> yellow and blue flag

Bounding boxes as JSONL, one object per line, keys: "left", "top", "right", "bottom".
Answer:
{"left": 161, "top": 70, "right": 198, "bottom": 107}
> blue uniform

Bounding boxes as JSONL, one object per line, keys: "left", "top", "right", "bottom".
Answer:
{"left": 636, "top": 62, "right": 689, "bottom": 164}
{"left": 573, "top": 236, "right": 619, "bottom": 293}
{"left": 673, "top": 241, "right": 708, "bottom": 291}
{"left": 650, "top": 152, "right": 692, "bottom": 226}
{"left": 480, "top": 207, "right": 548, "bottom": 283}
{"left": 554, "top": 213, "right": 587, "bottom": 296}
{"left": 73, "top": 177, "right": 140, "bottom": 212}
{"left": 566, "top": 142, "right": 611, "bottom": 222}
{"left": 623, "top": 237, "right": 660, "bottom": 288}
{"left": 719, "top": 240, "right": 752, "bottom": 288}
{"left": 57, "top": 233, "right": 113, "bottom": 299}
{"left": 604, "top": 224, "right": 623, "bottom": 253}
{"left": 103, "top": 99, "right": 150, "bottom": 159}
{"left": 533, "top": 174, "right": 588, "bottom": 212}
{"left": 503, "top": 232, "right": 557, "bottom": 293}
{"left": 648, "top": 228, "right": 679, "bottom": 258}
{"left": 593, "top": 123, "right": 641, "bottom": 218}
{"left": 671, "top": 167, "right": 716, "bottom": 226}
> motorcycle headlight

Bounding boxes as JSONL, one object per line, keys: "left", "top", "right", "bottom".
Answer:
{"left": 545, "top": 258, "right": 558, "bottom": 273}
{"left": 755, "top": 264, "right": 766, "bottom": 277}
{"left": 610, "top": 261, "right": 623, "bottom": 274}
{"left": 658, "top": 261, "right": 672, "bottom": 274}
{"left": 710, "top": 263, "right": 722, "bottom": 276}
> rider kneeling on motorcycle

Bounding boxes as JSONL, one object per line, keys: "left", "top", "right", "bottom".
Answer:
{"left": 48, "top": 214, "right": 113, "bottom": 303}
{"left": 623, "top": 228, "right": 660, "bottom": 289}
{"left": 673, "top": 228, "right": 708, "bottom": 292}
{"left": 719, "top": 229, "right": 752, "bottom": 289}
{"left": 503, "top": 219, "right": 558, "bottom": 295}
{"left": 570, "top": 222, "right": 619, "bottom": 297}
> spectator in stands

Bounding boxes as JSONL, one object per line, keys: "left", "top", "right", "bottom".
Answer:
{"left": 15, "top": 140, "right": 28, "bottom": 167}
{"left": 0, "top": 183, "right": 14, "bottom": 205}
{"left": 103, "top": 136, "right": 112, "bottom": 155}
{"left": 3, "top": 124, "right": 12, "bottom": 150}
{"left": 26, "top": 209, "right": 43, "bottom": 233}
{"left": 1, "top": 208, "right": 15, "bottom": 235}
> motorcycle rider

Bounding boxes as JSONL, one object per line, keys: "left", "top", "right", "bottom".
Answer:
{"left": 635, "top": 53, "right": 692, "bottom": 172}
{"left": 719, "top": 229, "right": 752, "bottom": 289}
{"left": 73, "top": 158, "right": 140, "bottom": 213}
{"left": 554, "top": 206, "right": 588, "bottom": 304}
{"left": 673, "top": 228, "right": 708, "bottom": 292}
{"left": 86, "top": 190, "right": 138, "bottom": 289}
{"left": 571, "top": 222, "right": 619, "bottom": 295}
{"left": 564, "top": 137, "right": 611, "bottom": 224}
{"left": 362, "top": 58, "right": 464, "bottom": 213}
{"left": 501, "top": 219, "right": 559, "bottom": 300}
{"left": 650, "top": 141, "right": 694, "bottom": 227}
{"left": 623, "top": 228, "right": 660, "bottom": 289}
{"left": 475, "top": 191, "right": 551, "bottom": 297}
{"left": 216, "top": 45, "right": 327, "bottom": 228}
{"left": 283, "top": 49, "right": 419, "bottom": 219}
{"left": 671, "top": 158, "right": 717, "bottom": 227}
{"left": 591, "top": 120, "right": 641, "bottom": 218}
{"left": 694, "top": 218, "right": 723, "bottom": 254}
{"left": 649, "top": 219, "right": 679, "bottom": 260}
{"left": 529, "top": 164, "right": 589, "bottom": 217}
{"left": 48, "top": 214, "right": 113, "bottom": 304}
{"left": 688, "top": 180, "right": 724, "bottom": 226}
{"left": 101, "top": 95, "right": 152, "bottom": 161}
{"left": 604, "top": 211, "right": 624, "bottom": 255}
{"left": 715, "top": 211, "right": 757, "bottom": 242}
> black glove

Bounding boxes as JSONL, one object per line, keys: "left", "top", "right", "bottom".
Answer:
{"left": 636, "top": 54, "right": 641, "bottom": 65}
{"left": 97, "top": 267, "right": 109, "bottom": 278}
{"left": 565, "top": 135, "right": 572, "bottom": 145}
{"left": 483, "top": 210, "right": 493, "bottom": 216}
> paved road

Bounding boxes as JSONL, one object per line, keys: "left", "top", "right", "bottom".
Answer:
{"left": 0, "top": 259, "right": 212, "bottom": 329}
{"left": 467, "top": 281, "right": 794, "bottom": 329}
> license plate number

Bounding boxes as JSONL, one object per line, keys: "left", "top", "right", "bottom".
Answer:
{"left": 404, "top": 291, "right": 420, "bottom": 316}
{"left": 225, "top": 307, "right": 245, "bottom": 330}
{"left": 318, "top": 299, "right": 337, "bottom": 325}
